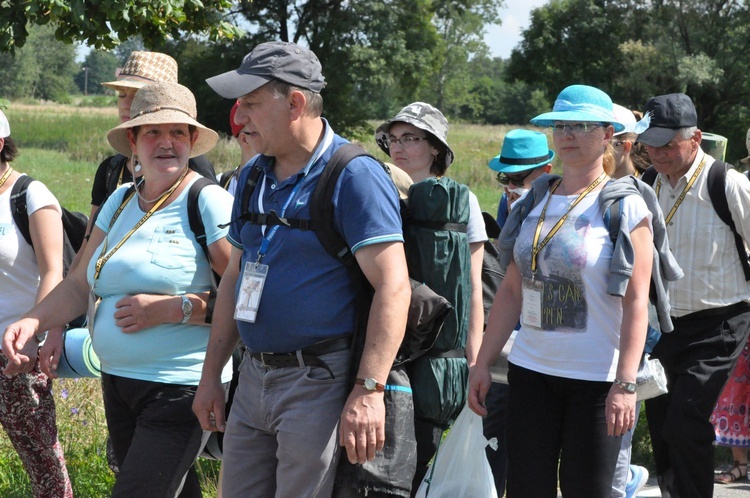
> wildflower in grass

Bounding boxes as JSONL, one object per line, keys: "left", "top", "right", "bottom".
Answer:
{"left": 61, "top": 388, "right": 69, "bottom": 399}
{"left": 70, "top": 407, "right": 79, "bottom": 415}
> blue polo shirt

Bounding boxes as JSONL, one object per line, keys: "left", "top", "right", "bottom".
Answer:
{"left": 228, "top": 122, "right": 403, "bottom": 353}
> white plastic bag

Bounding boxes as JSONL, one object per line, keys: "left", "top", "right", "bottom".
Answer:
{"left": 415, "top": 404, "right": 499, "bottom": 498}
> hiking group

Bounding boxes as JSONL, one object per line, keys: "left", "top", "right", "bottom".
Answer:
{"left": 0, "top": 39, "right": 749, "bottom": 498}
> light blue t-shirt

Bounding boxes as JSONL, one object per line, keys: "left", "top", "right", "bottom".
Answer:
{"left": 89, "top": 176, "right": 233, "bottom": 385}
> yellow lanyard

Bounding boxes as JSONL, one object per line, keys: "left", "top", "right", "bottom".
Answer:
{"left": 655, "top": 156, "right": 706, "bottom": 225}
{"left": 0, "top": 167, "right": 14, "bottom": 189}
{"left": 531, "top": 172, "right": 607, "bottom": 274}
{"left": 94, "top": 168, "right": 187, "bottom": 281}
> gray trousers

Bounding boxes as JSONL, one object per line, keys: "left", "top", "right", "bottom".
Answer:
{"left": 221, "top": 349, "right": 351, "bottom": 497}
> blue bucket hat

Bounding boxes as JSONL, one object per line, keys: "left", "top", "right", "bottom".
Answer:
{"left": 531, "top": 84, "right": 624, "bottom": 133}
{"left": 488, "top": 129, "right": 555, "bottom": 173}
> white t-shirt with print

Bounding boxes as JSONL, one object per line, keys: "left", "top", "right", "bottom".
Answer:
{"left": 508, "top": 189, "right": 651, "bottom": 382}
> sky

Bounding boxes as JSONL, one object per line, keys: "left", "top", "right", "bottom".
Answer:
{"left": 484, "top": 0, "right": 549, "bottom": 59}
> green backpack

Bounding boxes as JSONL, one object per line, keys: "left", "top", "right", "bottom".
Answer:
{"left": 403, "top": 176, "right": 472, "bottom": 428}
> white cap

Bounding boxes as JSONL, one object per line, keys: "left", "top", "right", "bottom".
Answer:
{"left": 612, "top": 104, "right": 636, "bottom": 136}
{"left": 0, "top": 110, "right": 9, "bottom": 138}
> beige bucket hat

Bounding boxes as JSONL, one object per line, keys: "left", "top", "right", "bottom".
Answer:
{"left": 101, "top": 51, "right": 178, "bottom": 91}
{"left": 107, "top": 82, "right": 219, "bottom": 158}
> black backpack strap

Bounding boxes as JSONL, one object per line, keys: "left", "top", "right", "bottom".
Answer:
{"left": 640, "top": 166, "right": 657, "bottom": 186}
{"left": 10, "top": 175, "right": 35, "bottom": 247}
{"left": 105, "top": 154, "right": 127, "bottom": 197}
{"left": 309, "top": 143, "right": 376, "bottom": 268}
{"left": 220, "top": 167, "right": 238, "bottom": 190}
{"left": 707, "top": 160, "right": 750, "bottom": 280}
{"left": 187, "top": 177, "right": 221, "bottom": 323}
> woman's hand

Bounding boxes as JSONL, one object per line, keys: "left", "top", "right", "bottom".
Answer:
{"left": 39, "top": 327, "right": 65, "bottom": 378}
{"left": 114, "top": 294, "right": 174, "bottom": 332}
{"left": 606, "top": 385, "right": 637, "bottom": 437}
{"left": 3, "top": 332, "right": 40, "bottom": 376}
{"left": 2, "top": 318, "right": 41, "bottom": 373}
{"left": 468, "top": 362, "right": 493, "bottom": 417}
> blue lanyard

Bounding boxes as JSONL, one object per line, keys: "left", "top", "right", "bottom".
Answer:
{"left": 255, "top": 124, "right": 334, "bottom": 262}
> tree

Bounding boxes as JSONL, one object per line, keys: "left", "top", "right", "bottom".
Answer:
{"left": 76, "top": 50, "right": 119, "bottom": 95}
{"left": 0, "top": 23, "right": 76, "bottom": 101}
{"left": 422, "top": 0, "right": 503, "bottom": 117}
{"left": 0, "top": 1, "right": 243, "bottom": 53}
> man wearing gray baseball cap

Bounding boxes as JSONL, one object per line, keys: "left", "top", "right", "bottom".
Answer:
{"left": 194, "top": 41, "right": 410, "bottom": 497}
{"left": 638, "top": 92, "right": 750, "bottom": 498}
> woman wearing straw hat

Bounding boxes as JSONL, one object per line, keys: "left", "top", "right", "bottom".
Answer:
{"left": 469, "top": 85, "right": 654, "bottom": 497}
{"left": 3, "top": 81, "right": 234, "bottom": 497}
{"left": 0, "top": 110, "right": 73, "bottom": 497}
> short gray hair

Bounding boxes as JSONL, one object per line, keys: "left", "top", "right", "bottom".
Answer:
{"left": 677, "top": 126, "right": 698, "bottom": 140}
{"left": 266, "top": 79, "right": 323, "bottom": 117}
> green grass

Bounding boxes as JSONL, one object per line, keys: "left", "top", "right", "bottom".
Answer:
{"left": 0, "top": 104, "right": 664, "bottom": 495}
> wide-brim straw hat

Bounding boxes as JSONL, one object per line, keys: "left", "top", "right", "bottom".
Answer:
{"left": 101, "top": 51, "right": 178, "bottom": 92}
{"left": 531, "top": 84, "right": 625, "bottom": 132}
{"left": 107, "top": 81, "right": 218, "bottom": 158}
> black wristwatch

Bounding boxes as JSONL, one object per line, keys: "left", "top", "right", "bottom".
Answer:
{"left": 613, "top": 379, "right": 637, "bottom": 394}
{"left": 180, "top": 295, "right": 193, "bottom": 324}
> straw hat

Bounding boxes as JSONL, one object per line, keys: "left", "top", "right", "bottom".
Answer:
{"left": 101, "top": 51, "right": 178, "bottom": 92}
{"left": 107, "top": 82, "right": 218, "bottom": 158}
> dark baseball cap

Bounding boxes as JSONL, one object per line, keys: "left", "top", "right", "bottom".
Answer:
{"left": 637, "top": 93, "right": 698, "bottom": 147}
{"left": 206, "top": 41, "right": 325, "bottom": 99}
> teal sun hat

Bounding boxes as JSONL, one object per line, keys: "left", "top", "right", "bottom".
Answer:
{"left": 489, "top": 129, "right": 555, "bottom": 173}
{"left": 531, "top": 84, "right": 625, "bottom": 133}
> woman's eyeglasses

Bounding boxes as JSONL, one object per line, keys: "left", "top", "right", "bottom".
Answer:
{"left": 496, "top": 169, "right": 535, "bottom": 186}
{"left": 549, "top": 123, "right": 604, "bottom": 135}
{"left": 386, "top": 135, "right": 428, "bottom": 148}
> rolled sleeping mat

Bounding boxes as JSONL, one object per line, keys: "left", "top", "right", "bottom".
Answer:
{"left": 700, "top": 132, "right": 728, "bottom": 162}
{"left": 56, "top": 327, "right": 101, "bottom": 378}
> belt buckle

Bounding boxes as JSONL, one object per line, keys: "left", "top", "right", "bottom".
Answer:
{"left": 259, "top": 352, "right": 274, "bottom": 366}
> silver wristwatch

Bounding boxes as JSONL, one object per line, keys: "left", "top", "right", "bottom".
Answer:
{"left": 180, "top": 295, "right": 193, "bottom": 324}
{"left": 614, "top": 379, "right": 637, "bottom": 394}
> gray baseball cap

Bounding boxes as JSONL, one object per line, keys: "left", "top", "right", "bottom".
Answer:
{"left": 206, "top": 41, "right": 325, "bottom": 99}
{"left": 375, "top": 102, "right": 454, "bottom": 168}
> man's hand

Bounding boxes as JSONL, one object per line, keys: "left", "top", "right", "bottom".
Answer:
{"left": 193, "top": 379, "right": 227, "bottom": 433}
{"left": 339, "top": 388, "right": 386, "bottom": 464}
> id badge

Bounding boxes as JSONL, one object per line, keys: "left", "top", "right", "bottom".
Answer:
{"left": 235, "top": 262, "right": 269, "bottom": 323}
{"left": 522, "top": 277, "right": 544, "bottom": 329}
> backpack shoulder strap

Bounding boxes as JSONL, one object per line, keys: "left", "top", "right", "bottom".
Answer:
{"left": 309, "top": 143, "right": 376, "bottom": 267}
{"left": 187, "top": 178, "right": 214, "bottom": 263}
{"left": 105, "top": 154, "right": 127, "bottom": 196}
{"left": 706, "top": 160, "right": 750, "bottom": 280}
{"left": 10, "top": 175, "right": 35, "bottom": 247}
{"left": 641, "top": 166, "right": 657, "bottom": 186}
{"left": 187, "top": 177, "right": 220, "bottom": 323}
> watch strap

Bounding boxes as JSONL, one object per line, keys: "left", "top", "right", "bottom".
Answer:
{"left": 355, "top": 377, "right": 385, "bottom": 392}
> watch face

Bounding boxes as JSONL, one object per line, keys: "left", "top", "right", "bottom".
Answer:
{"left": 364, "top": 378, "right": 377, "bottom": 390}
